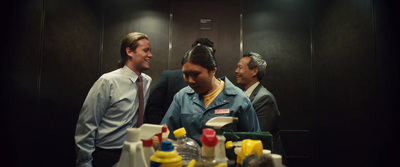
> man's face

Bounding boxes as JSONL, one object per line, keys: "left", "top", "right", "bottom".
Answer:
{"left": 129, "top": 39, "right": 152, "bottom": 72}
{"left": 235, "top": 57, "right": 257, "bottom": 85}
{"left": 182, "top": 62, "right": 216, "bottom": 95}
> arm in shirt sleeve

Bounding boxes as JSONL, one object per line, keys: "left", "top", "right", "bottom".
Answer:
{"left": 160, "top": 94, "right": 182, "bottom": 140}
{"left": 74, "top": 78, "right": 111, "bottom": 167}
{"left": 238, "top": 102, "right": 261, "bottom": 132}
{"left": 145, "top": 71, "right": 168, "bottom": 124}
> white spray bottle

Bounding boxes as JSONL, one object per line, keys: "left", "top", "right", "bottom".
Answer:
{"left": 139, "top": 124, "right": 168, "bottom": 166}
{"left": 205, "top": 116, "right": 238, "bottom": 165}
{"left": 116, "top": 124, "right": 167, "bottom": 167}
{"left": 116, "top": 128, "right": 147, "bottom": 167}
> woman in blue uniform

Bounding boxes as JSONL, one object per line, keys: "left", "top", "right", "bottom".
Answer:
{"left": 161, "top": 45, "right": 260, "bottom": 144}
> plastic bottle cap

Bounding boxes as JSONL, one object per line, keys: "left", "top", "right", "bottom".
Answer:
{"left": 263, "top": 149, "right": 271, "bottom": 155}
{"left": 200, "top": 128, "right": 218, "bottom": 147}
{"left": 126, "top": 128, "right": 140, "bottom": 142}
{"left": 160, "top": 140, "right": 174, "bottom": 151}
{"left": 225, "top": 141, "right": 233, "bottom": 149}
{"left": 271, "top": 154, "right": 283, "bottom": 167}
{"left": 173, "top": 127, "right": 187, "bottom": 138}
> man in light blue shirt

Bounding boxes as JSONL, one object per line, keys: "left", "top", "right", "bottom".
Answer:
{"left": 75, "top": 32, "right": 153, "bottom": 167}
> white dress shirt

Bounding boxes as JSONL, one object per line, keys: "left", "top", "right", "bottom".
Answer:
{"left": 244, "top": 81, "right": 260, "bottom": 97}
{"left": 74, "top": 65, "right": 151, "bottom": 167}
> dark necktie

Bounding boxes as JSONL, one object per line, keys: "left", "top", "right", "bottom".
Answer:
{"left": 137, "top": 76, "right": 144, "bottom": 127}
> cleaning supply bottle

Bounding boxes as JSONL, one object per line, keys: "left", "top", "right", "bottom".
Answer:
{"left": 172, "top": 127, "right": 201, "bottom": 166}
{"left": 205, "top": 116, "right": 238, "bottom": 165}
{"left": 195, "top": 128, "right": 219, "bottom": 167}
{"left": 235, "top": 139, "right": 263, "bottom": 166}
{"left": 271, "top": 154, "right": 283, "bottom": 167}
{"left": 150, "top": 140, "right": 182, "bottom": 167}
{"left": 116, "top": 124, "right": 168, "bottom": 167}
{"left": 116, "top": 128, "right": 148, "bottom": 167}
{"left": 140, "top": 124, "right": 168, "bottom": 166}
{"left": 225, "top": 140, "right": 243, "bottom": 156}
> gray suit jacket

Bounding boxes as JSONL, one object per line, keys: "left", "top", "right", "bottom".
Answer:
{"left": 249, "top": 84, "right": 287, "bottom": 164}
{"left": 249, "top": 84, "right": 280, "bottom": 134}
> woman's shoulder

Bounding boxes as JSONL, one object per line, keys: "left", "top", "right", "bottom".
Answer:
{"left": 222, "top": 77, "right": 249, "bottom": 98}
{"left": 174, "top": 86, "right": 194, "bottom": 97}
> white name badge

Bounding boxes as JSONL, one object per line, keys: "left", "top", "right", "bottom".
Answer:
{"left": 215, "top": 109, "right": 230, "bottom": 114}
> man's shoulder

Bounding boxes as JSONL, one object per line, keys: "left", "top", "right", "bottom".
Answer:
{"left": 253, "top": 85, "right": 277, "bottom": 103}
{"left": 251, "top": 83, "right": 270, "bottom": 95}
{"left": 259, "top": 86, "right": 274, "bottom": 96}
{"left": 162, "top": 70, "right": 184, "bottom": 85}
{"left": 163, "top": 69, "right": 182, "bottom": 76}
{"left": 99, "top": 68, "right": 123, "bottom": 79}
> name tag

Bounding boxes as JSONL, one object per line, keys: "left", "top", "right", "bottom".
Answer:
{"left": 215, "top": 109, "right": 230, "bottom": 114}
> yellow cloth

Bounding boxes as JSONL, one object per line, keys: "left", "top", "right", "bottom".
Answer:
{"left": 203, "top": 79, "right": 225, "bottom": 108}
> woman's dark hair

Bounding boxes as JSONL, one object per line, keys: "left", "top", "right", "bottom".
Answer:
{"left": 191, "top": 38, "right": 216, "bottom": 54}
{"left": 181, "top": 45, "right": 217, "bottom": 72}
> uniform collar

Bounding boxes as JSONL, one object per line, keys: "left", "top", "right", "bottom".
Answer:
{"left": 186, "top": 76, "right": 237, "bottom": 110}
{"left": 186, "top": 76, "right": 238, "bottom": 96}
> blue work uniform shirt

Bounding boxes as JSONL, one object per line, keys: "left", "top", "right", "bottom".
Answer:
{"left": 161, "top": 77, "right": 261, "bottom": 145}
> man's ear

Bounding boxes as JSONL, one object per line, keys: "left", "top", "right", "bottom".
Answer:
{"left": 126, "top": 47, "right": 134, "bottom": 58}
{"left": 252, "top": 68, "right": 259, "bottom": 77}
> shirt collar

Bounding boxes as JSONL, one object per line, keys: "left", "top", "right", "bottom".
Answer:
{"left": 122, "top": 65, "right": 141, "bottom": 83}
{"left": 245, "top": 81, "right": 260, "bottom": 97}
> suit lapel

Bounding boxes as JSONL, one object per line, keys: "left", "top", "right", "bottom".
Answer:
{"left": 249, "top": 84, "right": 263, "bottom": 101}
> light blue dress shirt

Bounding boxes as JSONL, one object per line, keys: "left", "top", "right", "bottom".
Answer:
{"left": 161, "top": 77, "right": 261, "bottom": 145}
{"left": 75, "top": 65, "right": 151, "bottom": 167}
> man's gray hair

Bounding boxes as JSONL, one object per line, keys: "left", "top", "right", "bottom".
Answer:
{"left": 243, "top": 52, "right": 267, "bottom": 80}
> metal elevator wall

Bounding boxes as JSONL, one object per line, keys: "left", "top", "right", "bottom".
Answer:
{"left": 1, "top": 0, "right": 399, "bottom": 166}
